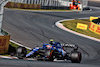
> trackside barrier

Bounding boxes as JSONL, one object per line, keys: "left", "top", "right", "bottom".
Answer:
{"left": 5, "top": 2, "right": 41, "bottom": 9}
{"left": 90, "top": 16, "right": 98, "bottom": 22}
{"left": 0, "top": 35, "right": 10, "bottom": 54}
{"left": 89, "top": 22, "right": 100, "bottom": 35}
{"left": 89, "top": 17, "right": 100, "bottom": 35}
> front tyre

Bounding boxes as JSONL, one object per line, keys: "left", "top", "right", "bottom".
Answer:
{"left": 70, "top": 51, "right": 82, "bottom": 63}
{"left": 16, "top": 46, "right": 27, "bottom": 59}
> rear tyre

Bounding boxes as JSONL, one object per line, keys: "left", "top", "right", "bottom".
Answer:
{"left": 45, "top": 50, "right": 54, "bottom": 61}
{"left": 70, "top": 51, "right": 82, "bottom": 63}
{"left": 16, "top": 46, "right": 27, "bottom": 59}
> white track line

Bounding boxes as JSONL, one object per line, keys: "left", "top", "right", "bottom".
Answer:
{"left": 0, "top": 55, "right": 18, "bottom": 59}
{"left": 10, "top": 40, "right": 32, "bottom": 50}
{"left": 0, "top": 55, "right": 36, "bottom": 60}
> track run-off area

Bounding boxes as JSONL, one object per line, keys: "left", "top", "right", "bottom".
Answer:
{"left": 0, "top": 1, "right": 100, "bottom": 67}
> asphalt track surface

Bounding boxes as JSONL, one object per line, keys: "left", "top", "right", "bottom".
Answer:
{"left": 0, "top": 1, "right": 100, "bottom": 67}
{"left": 88, "top": 1, "right": 100, "bottom": 7}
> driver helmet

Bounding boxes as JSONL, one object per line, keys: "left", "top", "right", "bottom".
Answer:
{"left": 50, "top": 39, "right": 54, "bottom": 41}
{"left": 49, "top": 39, "right": 55, "bottom": 45}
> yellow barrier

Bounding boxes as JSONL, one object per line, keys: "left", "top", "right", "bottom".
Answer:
{"left": 0, "top": 35, "right": 10, "bottom": 54}
{"left": 76, "top": 23, "right": 88, "bottom": 30}
{"left": 5, "top": 2, "right": 41, "bottom": 9}
{"left": 89, "top": 22, "right": 100, "bottom": 35}
{"left": 90, "top": 16, "right": 98, "bottom": 22}
{"left": 89, "top": 16, "right": 100, "bottom": 35}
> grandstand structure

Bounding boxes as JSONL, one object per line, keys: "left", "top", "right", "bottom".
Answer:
{"left": 8, "top": 0, "right": 71, "bottom": 6}
{"left": 8, "top": 0, "right": 88, "bottom": 7}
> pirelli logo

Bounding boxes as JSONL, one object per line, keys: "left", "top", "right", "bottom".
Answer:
{"left": 89, "top": 22, "right": 100, "bottom": 35}
{"left": 76, "top": 23, "right": 88, "bottom": 30}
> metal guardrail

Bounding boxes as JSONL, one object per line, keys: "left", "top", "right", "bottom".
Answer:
{"left": 0, "top": 0, "right": 8, "bottom": 34}
{"left": 0, "top": 0, "right": 4, "bottom": 4}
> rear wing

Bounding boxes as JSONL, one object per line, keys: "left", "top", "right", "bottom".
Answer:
{"left": 62, "top": 44, "right": 78, "bottom": 50}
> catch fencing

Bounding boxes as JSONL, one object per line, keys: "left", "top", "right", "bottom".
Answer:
{"left": 8, "top": 0, "right": 88, "bottom": 7}
{"left": 8, "top": 0, "right": 73, "bottom": 9}
{"left": 8, "top": 0, "right": 72, "bottom": 7}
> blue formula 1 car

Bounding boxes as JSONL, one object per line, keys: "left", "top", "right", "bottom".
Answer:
{"left": 16, "top": 42, "right": 82, "bottom": 63}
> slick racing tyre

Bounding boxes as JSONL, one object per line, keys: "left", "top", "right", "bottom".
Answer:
{"left": 16, "top": 46, "right": 27, "bottom": 59}
{"left": 45, "top": 50, "right": 54, "bottom": 61}
{"left": 70, "top": 51, "right": 82, "bottom": 63}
